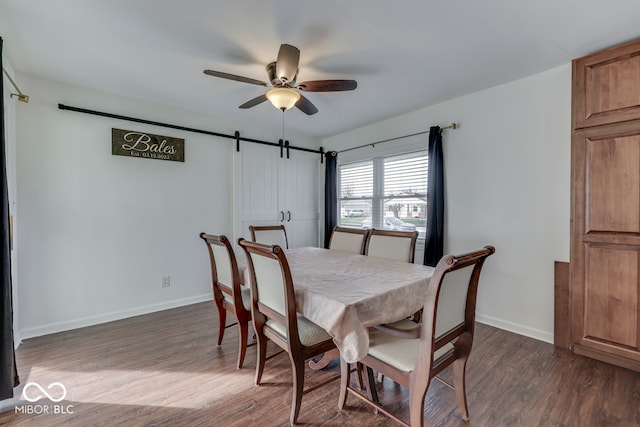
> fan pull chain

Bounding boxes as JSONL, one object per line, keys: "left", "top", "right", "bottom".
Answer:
{"left": 282, "top": 109, "right": 286, "bottom": 143}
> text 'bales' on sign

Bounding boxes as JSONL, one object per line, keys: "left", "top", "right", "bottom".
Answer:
{"left": 112, "top": 128, "right": 185, "bottom": 162}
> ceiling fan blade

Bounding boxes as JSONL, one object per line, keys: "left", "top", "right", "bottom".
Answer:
{"left": 276, "top": 44, "right": 300, "bottom": 83}
{"left": 239, "top": 94, "right": 268, "bottom": 109}
{"left": 203, "top": 69, "right": 268, "bottom": 86}
{"left": 297, "top": 80, "right": 357, "bottom": 92}
{"left": 295, "top": 94, "right": 318, "bottom": 115}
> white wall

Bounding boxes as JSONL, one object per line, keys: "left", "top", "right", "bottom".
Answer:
{"left": 13, "top": 63, "right": 570, "bottom": 343}
{"left": 15, "top": 75, "right": 319, "bottom": 340}
{"left": 324, "top": 64, "right": 571, "bottom": 343}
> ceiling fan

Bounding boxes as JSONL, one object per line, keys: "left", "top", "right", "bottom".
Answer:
{"left": 203, "top": 44, "right": 357, "bottom": 115}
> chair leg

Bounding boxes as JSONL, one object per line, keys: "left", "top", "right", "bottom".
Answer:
{"left": 289, "top": 354, "right": 306, "bottom": 425}
{"left": 409, "top": 381, "right": 429, "bottom": 427}
{"left": 453, "top": 356, "right": 470, "bottom": 421}
{"left": 236, "top": 318, "right": 249, "bottom": 369}
{"left": 409, "top": 394, "right": 427, "bottom": 427}
{"left": 254, "top": 333, "right": 267, "bottom": 386}
{"left": 217, "top": 307, "right": 227, "bottom": 345}
{"left": 363, "top": 365, "right": 379, "bottom": 404}
{"left": 355, "top": 363, "right": 363, "bottom": 390}
{"left": 338, "top": 358, "right": 349, "bottom": 409}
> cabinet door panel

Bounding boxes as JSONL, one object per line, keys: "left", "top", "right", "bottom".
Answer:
{"left": 584, "top": 245, "right": 638, "bottom": 349}
{"left": 586, "top": 134, "right": 640, "bottom": 233}
{"left": 571, "top": 121, "right": 640, "bottom": 368}
{"left": 573, "top": 39, "right": 640, "bottom": 128}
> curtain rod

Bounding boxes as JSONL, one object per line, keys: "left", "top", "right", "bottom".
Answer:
{"left": 337, "top": 122, "right": 457, "bottom": 154}
{"left": 2, "top": 67, "right": 29, "bottom": 103}
{"left": 57, "top": 103, "right": 324, "bottom": 159}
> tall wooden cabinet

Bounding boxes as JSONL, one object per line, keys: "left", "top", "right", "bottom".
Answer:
{"left": 570, "top": 39, "right": 640, "bottom": 371}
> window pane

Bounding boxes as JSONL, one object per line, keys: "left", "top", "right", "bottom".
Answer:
{"left": 338, "top": 161, "right": 373, "bottom": 227}
{"left": 339, "top": 161, "right": 373, "bottom": 198}
{"left": 383, "top": 153, "right": 427, "bottom": 237}
{"left": 384, "top": 153, "right": 427, "bottom": 197}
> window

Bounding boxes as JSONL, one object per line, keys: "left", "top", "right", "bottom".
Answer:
{"left": 338, "top": 150, "right": 428, "bottom": 238}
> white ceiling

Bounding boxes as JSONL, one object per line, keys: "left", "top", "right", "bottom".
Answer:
{"left": 2, "top": 0, "right": 640, "bottom": 138}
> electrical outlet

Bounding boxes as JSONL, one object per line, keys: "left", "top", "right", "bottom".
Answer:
{"left": 161, "top": 275, "right": 171, "bottom": 288}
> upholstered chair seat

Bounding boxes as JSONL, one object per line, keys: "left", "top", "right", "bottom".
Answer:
{"left": 367, "top": 319, "right": 454, "bottom": 372}
{"left": 266, "top": 314, "right": 333, "bottom": 346}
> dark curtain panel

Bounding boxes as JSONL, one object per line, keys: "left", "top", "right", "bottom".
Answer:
{"left": 424, "top": 126, "right": 444, "bottom": 267}
{"left": 0, "top": 37, "right": 19, "bottom": 400}
{"left": 323, "top": 151, "right": 338, "bottom": 248}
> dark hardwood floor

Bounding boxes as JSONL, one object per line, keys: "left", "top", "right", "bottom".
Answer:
{"left": 1, "top": 301, "right": 639, "bottom": 426}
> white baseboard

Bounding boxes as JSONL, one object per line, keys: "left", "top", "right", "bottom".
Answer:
{"left": 476, "top": 313, "right": 554, "bottom": 344}
{"left": 0, "top": 383, "right": 24, "bottom": 414}
{"left": 17, "top": 294, "right": 213, "bottom": 342}
{"left": 13, "top": 331, "right": 21, "bottom": 350}
{"left": 0, "top": 396, "right": 20, "bottom": 414}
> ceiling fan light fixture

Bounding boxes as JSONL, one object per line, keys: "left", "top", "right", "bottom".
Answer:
{"left": 266, "top": 87, "right": 300, "bottom": 111}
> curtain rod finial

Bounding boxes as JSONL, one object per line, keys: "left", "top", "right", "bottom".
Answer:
{"left": 11, "top": 93, "right": 29, "bottom": 103}
{"left": 450, "top": 122, "right": 457, "bottom": 129}
{"left": 3, "top": 67, "right": 29, "bottom": 102}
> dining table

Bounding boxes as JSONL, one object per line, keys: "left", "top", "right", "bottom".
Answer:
{"left": 240, "top": 246, "right": 435, "bottom": 364}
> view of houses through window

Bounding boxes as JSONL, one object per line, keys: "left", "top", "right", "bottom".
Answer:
{"left": 338, "top": 150, "right": 428, "bottom": 238}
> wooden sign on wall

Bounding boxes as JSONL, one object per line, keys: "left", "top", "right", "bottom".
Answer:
{"left": 112, "top": 128, "right": 185, "bottom": 162}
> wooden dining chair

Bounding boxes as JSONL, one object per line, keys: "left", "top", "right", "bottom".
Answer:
{"left": 328, "top": 226, "right": 369, "bottom": 254}
{"left": 365, "top": 228, "right": 419, "bottom": 263}
{"left": 200, "top": 233, "right": 252, "bottom": 369}
{"left": 238, "top": 238, "right": 337, "bottom": 425}
{"left": 249, "top": 224, "right": 289, "bottom": 249}
{"left": 338, "top": 246, "right": 495, "bottom": 427}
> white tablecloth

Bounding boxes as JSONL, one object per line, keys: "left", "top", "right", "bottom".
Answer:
{"left": 240, "top": 247, "right": 435, "bottom": 363}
